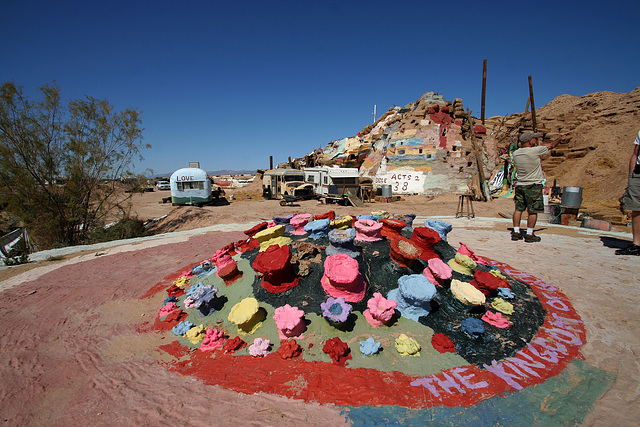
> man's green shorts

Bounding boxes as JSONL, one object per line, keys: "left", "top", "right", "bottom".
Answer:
{"left": 514, "top": 183, "right": 544, "bottom": 213}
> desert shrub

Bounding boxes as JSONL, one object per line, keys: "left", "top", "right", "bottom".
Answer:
{"left": 87, "top": 217, "right": 146, "bottom": 244}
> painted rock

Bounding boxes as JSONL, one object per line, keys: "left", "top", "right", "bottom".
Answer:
{"left": 326, "top": 228, "right": 360, "bottom": 258}
{"left": 410, "top": 227, "right": 441, "bottom": 261}
{"left": 363, "top": 292, "right": 398, "bottom": 327}
{"left": 252, "top": 244, "right": 299, "bottom": 293}
{"left": 321, "top": 253, "right": 367, "bottom": 303}
{"left": 273, "top": 304, "right": 306, "bottom": 339}
{"left": 354, "top": 218, "right": 383, "bottom": 242}
{"left": 451, "top": 279, "right": 486, "bottom": 306}
{"left": 387, "top": 274, "right": 437, "bottom": 322}
{"left": 290, "top": 213, "right": 313, "bottom": 235}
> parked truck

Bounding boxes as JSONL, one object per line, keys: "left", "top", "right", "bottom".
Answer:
{"left": 262, "top": 168, "right": 313, "bottom": 200}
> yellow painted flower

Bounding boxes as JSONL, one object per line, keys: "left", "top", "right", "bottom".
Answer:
{"left": 489, "top": 269, "right": 507, "bottom": 280}
{"left": 173, "top": 276, "right": 190, "bottom": 288}
{"left": 491, "top": 297, "right": 514, "bottom": 315}
{"left": 185, "top": 324, "right": 206, "bottom": 344}
{"left": 394, "top": 333, "right": 421, "bottom": 356}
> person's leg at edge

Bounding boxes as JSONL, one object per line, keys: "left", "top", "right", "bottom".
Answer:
{"left": 513, "top": 210, "right": 523, "bottom": 231}
{"left": 527, "top": 212, "right": 537, "bottom": 233}
{"left": 632, "top": 210, "right": 640, "bottom": 245}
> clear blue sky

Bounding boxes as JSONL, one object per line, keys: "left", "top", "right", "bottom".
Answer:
{"left": 2, "top": 1, "right": 638, "bottom": 176}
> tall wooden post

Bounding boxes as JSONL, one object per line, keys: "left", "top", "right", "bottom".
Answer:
{"left": 528, "top": 75, "right": 537, "bottom": 131}
{"left": 270, "top": 156, "right": 273, "bottom": 170}
{"left": 481, "top": 59, "right": 487, "bottom": 125}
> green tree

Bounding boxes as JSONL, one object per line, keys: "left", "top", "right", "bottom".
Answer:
{"left": 0, "top": 81, "right": 150, "bottom": 248}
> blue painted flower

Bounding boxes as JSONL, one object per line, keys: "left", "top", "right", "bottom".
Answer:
{"left": 172, "top": 320, "right": 194, "bottom": 336}
{"left": 320, "top": 297, "right": 352, "bottom": 323}
{"left": 360, "top": 337, "right": 381, "bottom": 356}
{"left": 186, "top": 282, "right": 204, "bottom": 297}
{"left": 190, "top": 285, "right": 218, "bottom": 309}
{"left": 163, "top": 295, "right": 177, "bottom": 305}
{"left": 498, "top": 287, "right": 515, "bottom": 299}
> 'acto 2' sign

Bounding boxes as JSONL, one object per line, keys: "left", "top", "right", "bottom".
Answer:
{"left": 175, "top": 176, "right": 195, "bottom": 182}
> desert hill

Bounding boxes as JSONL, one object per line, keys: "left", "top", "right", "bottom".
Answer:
{"left": 490, "top": 87, "right": 640, "bottom": 223}
{"left": 277, "top": 87, "right": 640, "bottom": 224}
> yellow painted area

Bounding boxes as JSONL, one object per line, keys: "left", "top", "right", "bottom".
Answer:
{"left": 186, "top": 324, "right": 206, "bottom": 344}
{"left": 447, "top": 253, "right": 477, "bottom": 276}
{"left": 491, "top": 297, "right": 514, "bottom": 315}
{"left": 253, "top": 225, "right": 285, "bottom": 243}
{"left": 228, "top": 298, "right": 265, "bottom": 334}
{"left": 228, "top": 297, "right": 259, "bottom": 324}
{"left": 258, "top": 236, "right": 292, "bottom": 252}
{"left": 451, "top": 279, "right": 486, "bottom": 306}
{"left": 394, "top": 333, "right": 421, "bottom": 356}
{"left": 330, "top": 216, "right": 353, "bottom": 229}
{"left": 490, "top": 269, "right": 507, "bottom": 280}
{"left": 172, "top": 276, "right": 190, "bottom": 288}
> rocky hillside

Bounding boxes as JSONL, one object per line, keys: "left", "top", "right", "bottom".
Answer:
{"left": 486, "top": 87, "right": 640, "bottom": 223}
{"left": 279, "top": 87, "right": 639, "bottom": 224}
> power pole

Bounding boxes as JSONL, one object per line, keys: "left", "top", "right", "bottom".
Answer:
{"left": 528, "top": 75, "right": 537, "bottom": 131}
{"left": 481, "top": 59, "right": 487, "bottom": 125}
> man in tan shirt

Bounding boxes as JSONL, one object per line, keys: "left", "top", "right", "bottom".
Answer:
{"left": 511, "top": 131, "right": 561, "bottom": 242}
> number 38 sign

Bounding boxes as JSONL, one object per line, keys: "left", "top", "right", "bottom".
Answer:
{"left": 374, "top": 171, "right": 426, "bottom": 194}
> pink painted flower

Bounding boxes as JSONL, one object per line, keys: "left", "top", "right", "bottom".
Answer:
{"left": 158, "top": 302, "right": 180, "bottom": 318}
{"left": 363, "top": 292, "right": 398, "bottom": 327}
{"left": 200, "top": 328, "right": 226, "bottom": 351}
{"left": 249, "top": 337, "right": 271, "bottom": 357}
{"left": 273, "top": 304, "right": 306, "bottom": 339}
{"left": 481, "top": 311, "right": 512, "bottom": 328}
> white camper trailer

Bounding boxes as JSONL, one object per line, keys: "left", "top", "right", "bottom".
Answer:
{"left": 303, "top": 167, "right": 361, "bottom": 200}
{"left": 170, "top": 167, "right": 212, "bottom": 205}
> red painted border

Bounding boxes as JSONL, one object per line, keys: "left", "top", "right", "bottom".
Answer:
{"left": 147, "top": 255, "right": 586, "bottom": 408}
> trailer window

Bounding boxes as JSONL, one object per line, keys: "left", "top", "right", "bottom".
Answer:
{"left": 332, "top": 177, "right": 358, "bottom": 185}
{"left": 177, "top": 181, "right": 204, "bottom": 190}
{"left": 307, "top": 176, "right": 315, "bottom": 183}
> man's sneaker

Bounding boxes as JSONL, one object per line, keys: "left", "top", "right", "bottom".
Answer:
{"left": 511, "top": 230, "right": 523, "bottom": 241}
{"left": 524, "top": 233, "right": 541, "bottom": 243}
{"left": 615, "top": 244, "right": 640, "bottom": 256}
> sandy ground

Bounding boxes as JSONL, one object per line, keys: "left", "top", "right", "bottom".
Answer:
{"left": 0, "top": 191, "right": 638, "bottom": 425}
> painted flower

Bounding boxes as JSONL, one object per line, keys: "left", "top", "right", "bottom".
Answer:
{"left": 185, "top": 324, "right": 207, "bottom": 345}
{"left": 394, "top": 334, "right": 421, "bottom": 356}
{"left": 249, "top": 338, "right": 271, "bottom": 357}
{"left": 171, "top": 320, "right": 194, "bottom": 336}
{"left": 363, "top": 292, "right": 397, "bottom": 327}
{"left": 359, "top": 337, "right": 381, "bottom": 356}
{"left": 320, "top": 297, "right": 352, "bottom": 323}
{"left": 158, "top": 301, "right": 180, "bottom": 318}
{"left": 200, "top": 328, "right": 226, "bottom": 351}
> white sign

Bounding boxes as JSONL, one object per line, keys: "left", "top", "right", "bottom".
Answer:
{"left": 374, "top": 171, "right": 425, "bottom": 194}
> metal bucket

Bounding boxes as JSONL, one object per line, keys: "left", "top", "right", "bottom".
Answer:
{"left": 381, "top": 185, "right": 392, "bottom": 197}
{"left": 561, "top": 186, "right": 583, "bottom": 208}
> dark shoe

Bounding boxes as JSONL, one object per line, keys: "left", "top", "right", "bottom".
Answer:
{"left": 615, "top": 244, "right": 640, "bottom": 256}
{"left": 524, "top": 233, "right": 541, "bottom": 243}
{"left": 511, "top": 231, "right": 523, "bottom": 241}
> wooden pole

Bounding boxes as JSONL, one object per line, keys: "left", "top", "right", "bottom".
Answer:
{"left": 270, "top": 156, "right": 273, "bottom": 170}
{"left": 467, "top": 108, "right": 488, "bottom": 201}
{"left": 528, "top": 75, "right": 537, "bottom": 131}
{"left": 481, "top": 59, "right": 487, "bottom": 125}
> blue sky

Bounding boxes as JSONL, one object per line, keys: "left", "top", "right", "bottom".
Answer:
{"left": 2, "top": 1, "right": 638, "bottom": 176}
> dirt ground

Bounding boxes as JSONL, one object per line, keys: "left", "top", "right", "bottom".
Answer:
{"left": 0, "top": 191, "right": 638, "bottom": 425}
